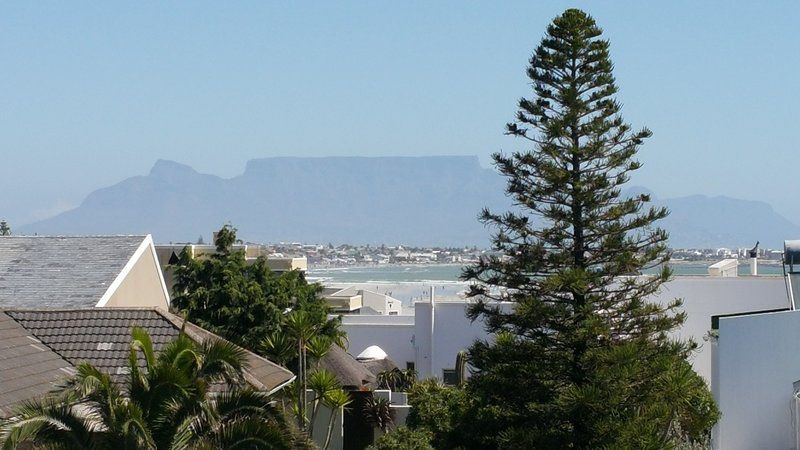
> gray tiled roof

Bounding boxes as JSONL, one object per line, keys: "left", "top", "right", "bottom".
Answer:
{"left": 7, "top": 309, "right": 180, "bottom": 377}
{"left": 0, "top": 308, "right": 295, "bottom": 418}
{"left": 0, "top": 312, "right": 73, "bottom": 418}
{"left": 0, "top": 236, "right": 147, "bottom": 308}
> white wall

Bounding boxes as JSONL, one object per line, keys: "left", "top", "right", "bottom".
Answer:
{"left": 414, "top": 301, "right": 511, "bottom": 379}
{"left": 656, "top": 276, "right": 788, "bottom": 380}
{"left": 714, "top": 310, "right": 800, "bottom": 450}
{"left": 308, "top": 397, "right": 344, "bottom": 450}
{"left": 341, "top": 276, "right": 789, "bottom": 384}
{"left": 361, "top": 290, "right": 403, "bottom": 315}
{"left": 342, "top": 315, "right": 416, "bottom": 369}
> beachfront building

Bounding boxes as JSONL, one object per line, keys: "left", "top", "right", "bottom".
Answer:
{"left": 340, "top": 271, "right": 790, "bottom": 384}
{"left": 339, "top": 252, "right": 800, "bottom": 448}
{"left": 711, "top": 308, "right": 800, "bottom": 449}
{"left": 708, "top": 242, "right": 800, "bottom": 449}
{"left": 0, "top": 235, "right": 170, "bottom": 309}
{"left": 323, "top": 286, "right": 403, "bottom": 315}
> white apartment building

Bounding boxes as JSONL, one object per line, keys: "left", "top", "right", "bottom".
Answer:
{"left": 341, "top": 274, "right": 789, "bottom": 383}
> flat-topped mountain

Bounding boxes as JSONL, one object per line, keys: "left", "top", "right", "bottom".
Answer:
{"left": 22, "top": 156, "right": 507, "bottom": 246}
{"left": 20, "top": 157, "right": 800, "bottom": 248}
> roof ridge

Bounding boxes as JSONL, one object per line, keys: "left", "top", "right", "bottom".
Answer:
{"left": 0, "top": 235, "right": 147, "bottom": 238}
{"left": 0, "top": 307, "right": 161, "bottom": 313}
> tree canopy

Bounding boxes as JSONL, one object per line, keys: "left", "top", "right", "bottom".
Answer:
{"left": 171, "top": 224, "right": 341, "bottom": 355}
{"left": 460, "top": 9, "right": 718, "bottom": 449}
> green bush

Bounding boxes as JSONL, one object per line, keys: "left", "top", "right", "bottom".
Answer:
{"left": 368, "top": 427, "right": 434, "bottom": 450}
{"left": 406, "top": 379, "right": 471, "bottom": 449}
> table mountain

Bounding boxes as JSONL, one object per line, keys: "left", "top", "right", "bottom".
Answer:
{"left": 20, "top": 157, "right": 800, "bottom": 248}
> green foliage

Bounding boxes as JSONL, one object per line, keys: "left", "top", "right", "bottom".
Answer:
{"left": 405, "top": 380, "right": 471, "bottom": 449}
{"left": 0, "top": 220, "right": 9, "bottom": 236}
{"left": 0, "top": 328, "right": 290, "bottom": 449}
{"left": 171, "top": 224, "right": 346, "bottom": 434}
{"left": 262, "top": 332, "right": 296, "bottom": 366}
{"left": 362, "top": 397, "right": 394, "bottom": 433}
{"left": 321, "top": 389, "right": 352, "bottom": 450}
{"left": 307, "top": 368, "right": 340, "bottom": 438}
{"left": 171, "top": 224, "right": 341, "bottom": 359}
{"left": 459, "top": 8, "right": 719, "bottom": 449}
{"left": 376, "top": 368, "right": 416, "bottom": 392}
{"left": 367, "top": 427, "right": 434, "bottom": 450}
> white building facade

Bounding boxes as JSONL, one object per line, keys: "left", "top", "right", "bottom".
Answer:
{"left": 341, "top": 276, "right": 789, "bottom": 383}
{"left": 713, "top": 309, "right": 800, "bottom": 450}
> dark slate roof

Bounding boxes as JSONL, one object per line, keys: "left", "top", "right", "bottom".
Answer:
{"left": 0, "top": 308, "right": 295, "bottom": 418}
{"left": 0, "top": 236, "right": 147, "bottom": 308}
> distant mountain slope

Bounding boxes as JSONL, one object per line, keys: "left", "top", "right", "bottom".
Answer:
{"left": 21, "top": 158, "right": 800, "bottom": 248}
{"left": 22, "top": 157, "right": 508, "bottom": 246}
{"left": 656, "top": 194, "right": 800, "bottom": 249}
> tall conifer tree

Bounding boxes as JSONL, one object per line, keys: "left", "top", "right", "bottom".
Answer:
{"left": 462, "top": 9, "right": 717, "bottom": 449}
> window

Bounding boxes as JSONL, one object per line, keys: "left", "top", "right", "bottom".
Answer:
{"left": 406, "top": 361, "right": 415, "bottom": 371}
{"left": 442, "top": 369, "right": 458, "bottom": 386}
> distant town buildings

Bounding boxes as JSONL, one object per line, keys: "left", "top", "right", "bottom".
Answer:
{"left": 245, "top": 242, "right": 485, "bottom": 268}
{"left": 202, "top": 240, "right": 788, "bottom": 271}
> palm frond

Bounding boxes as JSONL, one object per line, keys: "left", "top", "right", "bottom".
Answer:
{"left": 0, "top": 397, "right": 97, "bottom": 450}
{"left": 203, "top": 417, "right": 290, "bottom": 450}
{"left": 198, "top": 338, "right": 249, "bottom": 385}
{"left": 130, "top": 326, "right": 157, "bottom": 370}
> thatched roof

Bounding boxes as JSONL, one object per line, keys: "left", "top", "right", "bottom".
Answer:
{"left": 319, "top": 345, "right": 376, "bottom": 389}
{"left": 360, "top": 357, "right": 399, "bottom": 377}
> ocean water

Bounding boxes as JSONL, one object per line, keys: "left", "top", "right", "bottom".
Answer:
{"left": 308, "top": 264, "right": 469, "bottom": 283}
{"left": 308, "top": 262, "right": 784, "bottom": 284}
{"left": 307, "top": 262, "right": 784, "bottom": 307}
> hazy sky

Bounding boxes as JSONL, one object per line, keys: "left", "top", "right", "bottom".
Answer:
{"left": 2, "top": 1, "right": 798, "bottom": 225}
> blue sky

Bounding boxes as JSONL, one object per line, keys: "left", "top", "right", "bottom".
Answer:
{"left": 2, "top": 1, "right": 798, "bottom": 225}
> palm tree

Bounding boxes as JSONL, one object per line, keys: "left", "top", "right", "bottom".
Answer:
{"left": 307, "top": 369, "right": 339, "bottom": 439}
{"left": 262, "top": 332, "right": 295, "bottom": 366}
{"left": 362, "top": 396, "right": 394, "bottom": 434}
{"left": 376, "top": 368, "right": 416, "bottom": 392}
{"left": 283, "top": 311, "right": 317, "bottom": 432}
{"left": 377, "top": 369, "right": 402, "bottom": 391}
{"left": 0, "top": 327, "right": 290, "bottom": 449}
{"left": 305, "top": 336, "right": 333, "bottom": 367}
{"left": 321, "top": 389, "right": 351, "bottom": 450}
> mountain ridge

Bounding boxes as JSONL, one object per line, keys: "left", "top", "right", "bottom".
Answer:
{"left": 20, "top": 157, "right": 800, "bottom": 248}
